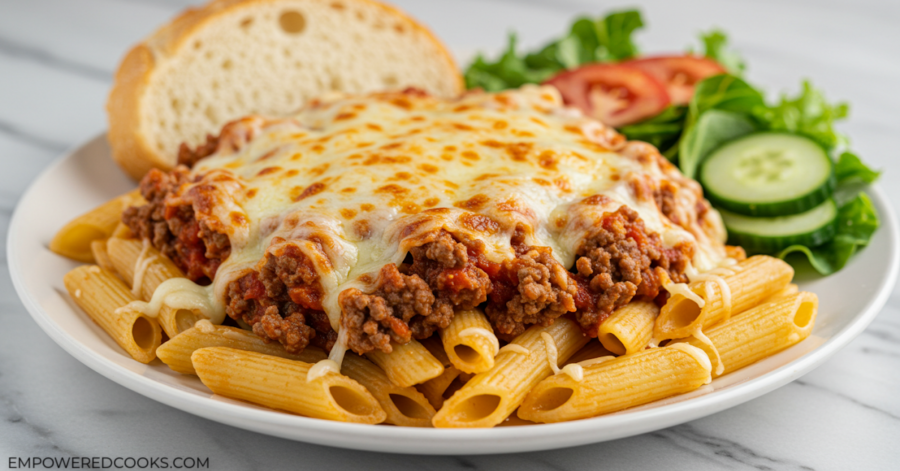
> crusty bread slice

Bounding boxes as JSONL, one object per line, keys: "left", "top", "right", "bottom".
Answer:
{"left": 107, "top": 0, "right": 462, "bottom": 179}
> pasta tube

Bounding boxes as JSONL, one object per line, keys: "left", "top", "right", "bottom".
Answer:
{"left": 419, "top": 335, "right": 451, "bottom": 366}
{"left": 50, "top": 190, "right": 139, "bottom": 262}
{"left": 192, "top": 347, "right": 386, "bottom": 424}
{"left": 565, "top": 340, "right": 615, "bottom": 365}
{"left": 677, "top": 291, "right": 818, "bottom": 377}
{"left": 439, "top": 308, "right": 499, "bottom": 374}
{"left": 90, "top": 239, "right": 117, "bottom": 273}
{"left": 106, "top": 237, "right": 183, "bottom": 300}
{"left": 655, "top": 256, "right": 793, "bottom": 341}
{"left": 519, "top": 344, "right": 712, "bottom": 423}
{"left": 106, "top": 237, "right": 203, "bottom": 336}
{"left": 341, "top": 353, "right": 436, "bottom": 427}
{"left": 431, "top": 318, "right": 588, "bottom": 428}
{"left": 63, "top": 265, "right": 162, "bottom": 363}
{"left": 597, "top": 301, "right": 658, "bottom": 355}
{"left": 416, "top": 366, "right": 464, "bottom": 410}
{"left": 366, "top": 339, "right": 444, "bottom": 388}
{"left": 157, "top": 320, "right": 326, "bottom": 374}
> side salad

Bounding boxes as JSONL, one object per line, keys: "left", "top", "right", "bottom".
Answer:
{"left": 465, "top": 10, "right": 880, "bottom": 275}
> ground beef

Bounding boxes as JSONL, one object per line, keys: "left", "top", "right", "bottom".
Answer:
{"left": 339, "top": 230, "right": 492, "bottom": 354}
{"left": 258, "top": 243, "right": 323, "bottom": 311}
{"left": 177, "top": 134, "right": 219, "bottom": 168}
{"left": 408, "top": 231, "right": 491, "bottom": 309}
{"left": 340, "top": 264, "right": 445, "bottom": 353}
{"left": 122, "top": 167, "right": 190, "bottom": 262}
{"left": 121, "top": 166, "right": 232, "bottom": 283}
{"left": 485, "top": 247, "right": 578, "bottom": 341}
{"left": 224, "top": 244, "right": 335, "bottom": 353}
{"left": 572, "top": 205, "right": 694, "bottom": 335}
{"left": 654, "top": 180, "right": 681, "bottom": 226}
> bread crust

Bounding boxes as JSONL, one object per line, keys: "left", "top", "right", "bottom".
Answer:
{"left": 106, "top": 0, "right": 463, "bottom": 180}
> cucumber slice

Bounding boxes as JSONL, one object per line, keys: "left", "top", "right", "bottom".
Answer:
{"left": 700, "top": 132, "right": 834, "bottom": 217}
{"left": 721, "top": 199, "right": 838, "bottom": 253}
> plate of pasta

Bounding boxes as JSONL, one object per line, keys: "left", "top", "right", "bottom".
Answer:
{"left": 7, "top": 0, "right": 900, "bottom": 456}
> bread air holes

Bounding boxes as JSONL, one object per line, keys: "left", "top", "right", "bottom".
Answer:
{"left": 239, "top": 17, "right": 253, "bottom": 30}
{"left": 221, "top": 59, "right": 233, "bottom": 71}
{"left": 382, "top": 74, "right": 398, "bottom": 88}
{"left": 279, "top": 10, "right": 306, "bottom": 34}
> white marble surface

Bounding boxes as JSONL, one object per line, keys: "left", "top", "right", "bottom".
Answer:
{"left": 2, "top": 0, "right": 899, "bottom": 468}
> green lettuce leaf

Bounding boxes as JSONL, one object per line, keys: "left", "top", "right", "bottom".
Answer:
{"left": 671, "top": 74, "right": 765, "bottom": 173}
{"left": 687, "top": 74, "right": 766, "bottom": 124}
{"left": 777, "top": 193, "right": 879, "bottom": 274}
{"left": 698, "top": 29, "right": 745, "bottom": 76}
{"left": 464, "top": 10, "right": 645, "bottom": 91}
{"left": 595, "top": 10, "right": 644, "bottom": 61}
{"left": 752, "top": 81, "right": 849, "bottom": 151}
{"left": 835, "top": 151, "right": 881, "bottom": 185}
{"left": 678, "top": 109, "right": 756, "bottom": 179}
{"left": 464, "top": 34, "right": 557, "bottom": 92}
{"left": 618, "top": 105, "right": 687, "bottom": 158}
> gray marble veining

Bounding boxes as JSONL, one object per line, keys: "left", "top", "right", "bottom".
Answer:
{"left": 2, "top": 0, "right": 899, "bottom": 469}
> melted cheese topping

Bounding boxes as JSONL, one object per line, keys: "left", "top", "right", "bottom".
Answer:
{"left": 307, "top": 359, "right": 341, "bottom": 382}
{"left": 194, "top": 318, "right": 216, "bottom": 334}
{"left": 171, "top": 86, "right": 727, "bottom": 358}
{"left": 498, "top": 344, "right": 530, "bottom": 356}
{"left": 540, "top": 332, "right": 561, "bottom": 375}
{"left": 669, "top": 343, "right": 713, "bottom": 384}
{"left": 456, "top": 327, "right": 500, "bottom": 356}
{"left": 664, "top": 281, "right": 706, "bottom": 308}
{"left": 578, "top": 355, "right": 616, "bottom": 368}
{"left": 119, "top": 278, "right": 223, "bottom": 323}
{"left": 690, "top": 327, "right": 724, "bottom": 376}
{"left": 561, "top": 355, "right": 617, "bottom": 382}
{"left": 131, "top": 239, "right": 154, "bottom": 298}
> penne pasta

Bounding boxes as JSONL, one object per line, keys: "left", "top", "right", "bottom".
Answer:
{"left": 341, "top": 353, "right": 436, "bottom": 427}
{"left": 431, "top": 318, "right": 588, "bottom": 428}
{"left": 497, "top": 410, "right": 538, "bottom": 427}
{"left": 90, "top": 239, "right": 117, "bottom": 273}
{"left": 597, "top": 301, "right": 659, "bottom": 355}
{"left": 416, "top": 365, "right": 464, "bottom": 410}
{"left": 519, "top": 344, "right": 712, "bottom": 423}
{"left": 654, "top": 255, "right": 793, "bottom": 341}
{"left": 107, "top": 237, "right": 183, "bottom": 301}
{"left": 63, "top": 265, "right": 162, "bottom": 363}
{"left": 111, "top": 222, "right": 133, "bottom": 239}
{"left": 366, "top": 339, "right": 444, "bottom": 388}
{"left": 769, "top": 283, "right": 799, "bottom": 301}
{"left": 439, "top": 308, "right": 499, "bottom": 374}
{"left": 192, "top": 347, "right": 386, "bottom": 424}
{"left": 564, "top": 340, "right": 616, "bottom": 365}
{"left": 50, "top": 190, "right": 140, "bottom": 263}
{"left": 419, "top": 335, "right": 452, "bottom": 367}
{"left": 676, "top": 292, "right": 818, "bottom": 377}
{"left": 106, "top": 237, "right": 204, "bottom": 336}
{"left": 157, "top": 320, "right": 326, "bottom": 374}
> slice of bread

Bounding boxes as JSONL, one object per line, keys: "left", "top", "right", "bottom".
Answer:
{"left": 107, "top": 0, "right": 462, "bottom": 179}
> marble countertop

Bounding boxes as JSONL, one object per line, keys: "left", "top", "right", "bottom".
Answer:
{"left": 2, "top": 0, "right": 899, "bottom": 469}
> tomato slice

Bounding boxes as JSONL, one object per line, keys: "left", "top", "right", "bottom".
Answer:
{"left": 544, "top": 64, "right": 670, "bottom": 128}
{"left": 625, "top": 55, "right": 726, "bottom": 105}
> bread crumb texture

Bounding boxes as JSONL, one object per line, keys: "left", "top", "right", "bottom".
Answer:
{"left": 144, "top": 0, "right": 460, "bottom": 159}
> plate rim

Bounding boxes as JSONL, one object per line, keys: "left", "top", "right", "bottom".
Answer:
{"left": 8, "top": 133, "right": 900, "bottom": 455}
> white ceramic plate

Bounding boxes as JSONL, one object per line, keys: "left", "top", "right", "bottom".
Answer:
{"left": 8, "top": 134, "right": 898, "bottom": 454}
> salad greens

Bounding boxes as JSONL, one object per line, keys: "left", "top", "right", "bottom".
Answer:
{"left": 778, "top": 194, "right": 879, "bottom": 274}
{"left": 463, "top": 10, "right": 881, "bottom": 275}
{"left": 464, "top": 10, "right": 644, "bottom": 91}
{"left": 698, "top": 29, "right": 745, "bottom": 76}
